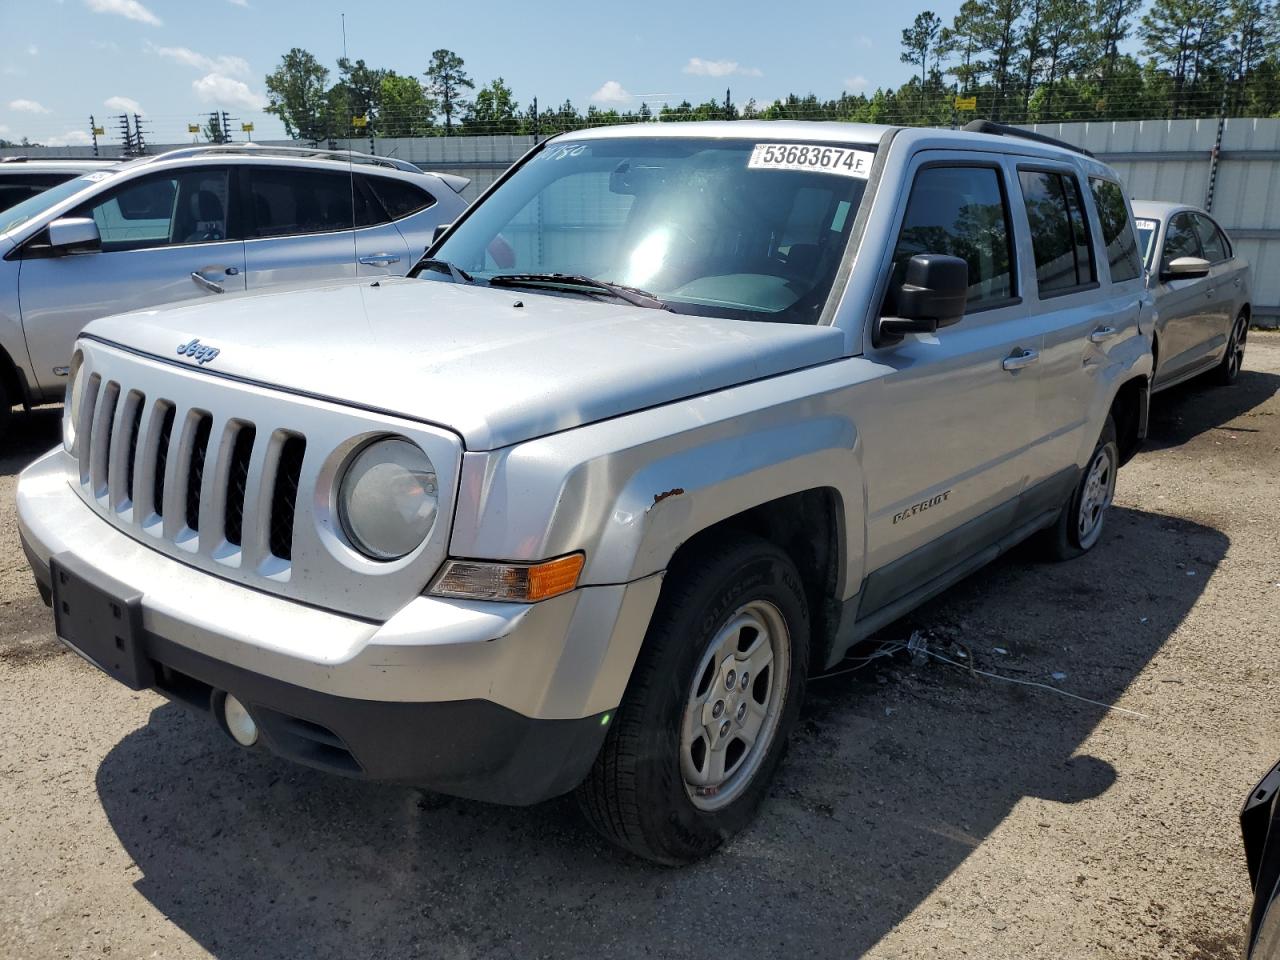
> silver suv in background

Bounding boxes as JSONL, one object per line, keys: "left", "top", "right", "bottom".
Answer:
{"left": 0, "top": 157, "right": 120, "bottom": 213}
{"left": 1132, "top": 200, "right": 1252, "bottom": 390}
{"left": 18, "top": 120, "right": 1152, "bottom": 864}
{"left": 0, "top": 145, "right": 469, "bottom": 430}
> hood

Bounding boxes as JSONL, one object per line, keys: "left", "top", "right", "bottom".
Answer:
{"left": 84, "top": 277, "right": 845, "bottom": 450}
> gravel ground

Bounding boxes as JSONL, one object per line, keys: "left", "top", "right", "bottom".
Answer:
{"left": 2, "top": 336, "right": 1279, "bottom": 960}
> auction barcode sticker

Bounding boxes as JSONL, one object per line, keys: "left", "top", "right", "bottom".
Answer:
{"left": 748, "top": 143, "right": 875, "bottom": 178}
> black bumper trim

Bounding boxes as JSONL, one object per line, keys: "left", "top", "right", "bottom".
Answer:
{"left": 146, "top": 634, "right": 611, "bottom": 806}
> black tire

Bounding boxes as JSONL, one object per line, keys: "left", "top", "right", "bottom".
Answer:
{"left": 1042, "top": 415, "right": 1119, "bottom": 562}
{"left": 0, "top": 376, "right": 11, "bottom": 444}
{"left": 1213, "top": 311, "right": 1248, "bottom": 386}
{"left": 576, "top": 534, "right": 809, "bottom": 865}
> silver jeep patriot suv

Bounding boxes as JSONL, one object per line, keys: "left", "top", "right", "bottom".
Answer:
{"left": 17, "top": 120, "right": 1153, "bottom": 864}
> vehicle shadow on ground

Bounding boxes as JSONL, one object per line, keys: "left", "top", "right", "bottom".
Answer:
{"left": 1145, "top": 367, "right": 1279, "bottom": 451}
{"left": 0, "top": 406, "right": 60, "bottom": 477}
{"left": 93, "top": 504, "right": 1225, "bottom": 960}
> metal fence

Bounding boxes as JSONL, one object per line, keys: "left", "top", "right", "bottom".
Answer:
{"left": 5, "top": 120, "right": 1279, "bottom": 323}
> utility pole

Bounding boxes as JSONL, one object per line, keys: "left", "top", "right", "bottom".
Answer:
{"left": 116, "top": 113, "right": 135, "bottom": 157}
{"left": 221, "top": 110, "right": 233, "bottom": 143}
{"left": 531, "top": 96, "right": 539, "bottom": 142}
{"left": 89, "top": 115, "right": 99, "bottom": 157}
{"left": 133, "top": 113, "right": 148, "bottom": 155}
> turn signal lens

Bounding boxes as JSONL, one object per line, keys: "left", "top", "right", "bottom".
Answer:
{"left": 430, "top": 553, "right": 585, "bottom": 603}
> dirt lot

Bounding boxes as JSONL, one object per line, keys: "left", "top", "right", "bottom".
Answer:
{"left": 2, "top": 336, "right": 1279, "bottom": 960}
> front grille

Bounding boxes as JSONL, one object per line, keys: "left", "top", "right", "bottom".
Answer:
{"left": 77, "top": 382, "right": 307, "bottom": 566}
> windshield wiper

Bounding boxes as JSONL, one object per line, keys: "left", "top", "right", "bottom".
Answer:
{"left": 487, "top": 273, "right": 670, "bottom": 310}
{"left": 414, "top": 257, "right": 474, "bottom": 283}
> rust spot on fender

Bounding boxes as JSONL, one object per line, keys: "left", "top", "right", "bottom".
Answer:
{"left": 651, "top": 487, "right": 685, "bottom": 506}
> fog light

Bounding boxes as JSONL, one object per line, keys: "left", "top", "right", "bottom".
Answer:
{"left": 223, "top": 694, "right": 258, "bottom": 747}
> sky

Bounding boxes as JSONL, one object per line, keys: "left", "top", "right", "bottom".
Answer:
{"left": 0, "top": 0, "right": 984, "bottom": 147}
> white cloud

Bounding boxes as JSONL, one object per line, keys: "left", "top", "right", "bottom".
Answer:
{"left": 591, "top": 80, "right": 632, "bottom": 104}
{"left": 84, "top": 0, "right": 162, "bottom": 26}
{"left": 227, "top": 0, "right": 249, "bottom": 6}
{"left": 683, "top": 58, "right": 763, "bottom": 79}
{"left": 150, "top": 43, "right": 250, "bottom": 77}
{"left": 9, "top": 99, "right": 50, "bottom": 114}
{"left": 193, "top": 73, "right": 266, "bottom": 110}
{"left": 46, "top": 130, "right": 94, "bottom": 146}
{"left": 104, "top": 95, "right": 144, "bottom": 114}
{"left": 3, "top": 65, "right": 25, "bottom": 77}
{"left": 0, "top": 124, "right": 9, "bottom": 135}
{"left": 27, "top": 45, "right": 38, "bottom": 56}
{"left": 845, "top": 75, "right": 870, "bottom": 93}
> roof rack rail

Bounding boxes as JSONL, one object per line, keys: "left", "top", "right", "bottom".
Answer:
{"left": 962, "top": 119, "right": 1095, "bottom": 159}
{"left": 143, "top": 144, "right": 425, "bottom": 174}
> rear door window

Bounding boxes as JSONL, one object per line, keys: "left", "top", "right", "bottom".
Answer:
{"left": 1018, "top": 169, "right": 1097, "bottom": 296}
{"left": 1192, "top": 213, "right": 1228, "bottom": 262}
{"left": 365, "top": 175, "right": 436, "bottom": 220}
{"left": 1088, "top": 178, "right": 1142, "bottom": 282}
{"left": 886, "top": 164, "right": 1015, "bottom": 313}
{"left": 247, "top": 167, "right": 382, "bottom": 238}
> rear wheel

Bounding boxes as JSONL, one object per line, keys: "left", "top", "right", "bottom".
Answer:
{"left": 576, "top": 534, "right": 809, "bottom": 864}
{"left": 0, "top": 377, "right": 11, "bottom": 444}
{"left": 1042, "top": 416, "right": 1118, "bottom": 561}
{"left": 1214, "top": 312, "right": 1248, "bottom": 386}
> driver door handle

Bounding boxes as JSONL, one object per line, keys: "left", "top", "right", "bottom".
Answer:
{"left": 1089, "top": 325, "right": 1118, "bottom": 343}
{"left": 358, "top": 253, "right": 401, "bottom": 266}
{"left": 190, "top": 271, "right": 225, "bottom": 294}
{"left": 1002, "top": 348, "right": 1039, "bottom": 371}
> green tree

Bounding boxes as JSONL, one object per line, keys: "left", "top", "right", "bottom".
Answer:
{"left": 971, "top": 0, "right": 1027, "bottom": 119}
{"left": 264, "top": 47, "right": 330, "bottom": 141}
{"left": 1141, "top": 0, "right": 1230, "bottom": 116}
{"left": 1037, "top": 0, "right": 1090, "bottom": 119}
{"left": 465, "top": 77, "right": 518, "bottom": 133}
{"left": 378, "top": 73, "right": 435, "bottom": 136}
{"left": 901, "top": 11, "right": 943, "bottom": 89}
{"left": 942, "top": 0, "right": 991, "bottom": 93}
{"left": 1227, "top": 0, "right": 1273, "bottom": 110}
{"left": 1093, "top": 0, "right": 1145, "bottom": 80}
{"left": 336, "top": 57, "right": 388, "bottom": 133}
{"left": 423, "top": 49, "right": 474, "bottom": 133}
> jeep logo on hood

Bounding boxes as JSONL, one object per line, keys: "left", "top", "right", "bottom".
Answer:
{"left": 176, "top": 338, "right": 220, "bottom": 366}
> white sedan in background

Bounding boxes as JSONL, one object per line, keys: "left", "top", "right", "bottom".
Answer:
{"left": 1133, "top": 200, "right": 1252, "bottom": 390}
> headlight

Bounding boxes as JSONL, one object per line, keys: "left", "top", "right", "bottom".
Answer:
{"left": 62, "top": 354, "right": 84, "bottom": 453}
{"left": 338, "top": 438, "right": 438, "bottom": 560}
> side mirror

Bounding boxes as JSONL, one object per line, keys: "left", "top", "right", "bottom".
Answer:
{"left": 431, "top": 222, "right": 453, "bottom": 245}
{"left": 46, "top": 217, "right": 101, "bottom": 254}
{"left": 880, "top": 254, "right": 968, "bottom": 343}
{"left": 1160, "top": 255, "right": 1210, "bottom": 281}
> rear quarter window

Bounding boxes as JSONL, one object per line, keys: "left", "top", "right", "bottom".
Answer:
{"left": 1089, "top": 178, "right": 1143, "bottom": 282}
{"left": 367, "top": 176, "right": 436, "bottom": 220}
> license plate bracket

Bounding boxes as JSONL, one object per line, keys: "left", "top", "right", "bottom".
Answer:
{"left": 50, "top": 553, "right": 151, "bottom": 690}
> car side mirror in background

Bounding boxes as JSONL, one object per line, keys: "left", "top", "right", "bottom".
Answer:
{"left": 46, "top": 217, "right": 101, "bottom": 255}
{"left": 431, "top": 223, "right": 453, "bottom": 245}
{"left": 879, "top": 254, "right": 969, "bottom": 344}
{"left": 1160, "top": 255, "right": 1211, "bottom": 281}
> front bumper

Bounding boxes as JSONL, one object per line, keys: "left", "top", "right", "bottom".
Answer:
{"left": 18, "top": 448, "right": 663, "bottom": 804}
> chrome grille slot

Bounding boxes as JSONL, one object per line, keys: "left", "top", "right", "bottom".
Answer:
{"left": 76, "top": 373, "right": 102, "bottom": 485}
{"left": 114, "top": 389, "right": 145, "bottom": 511}
{"left": 89, "top": 380, "right": 119, "bottom": 499}
{"left": 224, "top": 423, "right": 256, "bottom": 547}
{"left": 149, "top": 402, "right": 176, "bottom": 520}
{"left": 269, "top": 434, "right": 305, "bottom": 561}
{"left": 185, "top": 414, "right": 213, "bottom": 532}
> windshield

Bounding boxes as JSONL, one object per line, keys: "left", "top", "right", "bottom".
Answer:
{"left": 431, "top": 136, "right": 876, "bottom": 324}
{"left": 0, "top": 172, "right": 112, "bottom": 236}
{"left": 1134, "top": 218, "right": 1159, "bottom": 267}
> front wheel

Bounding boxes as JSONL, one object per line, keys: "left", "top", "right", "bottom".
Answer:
{"left": 1042, "top": 415, "right": 1119, "bottom": 561}
{"left": 576, "top": 535, "right": 809, "bottom": 864}
{"left": 1214, "top": 312, "right": 1249, "bottom": 386}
